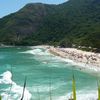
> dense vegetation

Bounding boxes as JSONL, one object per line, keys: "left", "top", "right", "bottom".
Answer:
{"left": 0, "top": 0, "right": 100, "bottom": 50}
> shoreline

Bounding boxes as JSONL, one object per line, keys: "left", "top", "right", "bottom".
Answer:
{"left": 1, "top": 45, "right": 100, "bottom": 73}
{"left": 47, "top": 46, "right": 100, "bottom": 73}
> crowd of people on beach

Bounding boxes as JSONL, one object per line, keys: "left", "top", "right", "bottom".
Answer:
{"left": 59, "top": 48, "right": 100, "bottom": 67}
{"left": 49, "top": 47, "right": 100, "bottom": 67}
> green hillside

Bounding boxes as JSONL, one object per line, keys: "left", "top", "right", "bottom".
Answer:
{"left": 0, "top": 0, "right": 100, "bottom": 50}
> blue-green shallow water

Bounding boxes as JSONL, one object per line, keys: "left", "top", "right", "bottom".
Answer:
{"left": 0, "top": 47, "right": 99, "bottom": 100}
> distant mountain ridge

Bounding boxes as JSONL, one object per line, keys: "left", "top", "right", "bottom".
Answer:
{"left": 0, "top": 0, "right": 100, "bottom": 49}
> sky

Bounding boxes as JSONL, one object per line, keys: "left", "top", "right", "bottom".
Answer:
{"left": 0, "top": 0, "right": 68, "bottom": 18}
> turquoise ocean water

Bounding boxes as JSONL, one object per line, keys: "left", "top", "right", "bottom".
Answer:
{"left": 0, "top": 47, "right": 99, "bottom": 100}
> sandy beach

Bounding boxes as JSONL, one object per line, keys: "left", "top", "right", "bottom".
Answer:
{"left": 47, "top": 46, "right": 100, "bottom": 72}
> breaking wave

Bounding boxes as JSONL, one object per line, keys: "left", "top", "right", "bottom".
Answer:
{"left": 0, "top": 71, "right": 31, "bottom": 100}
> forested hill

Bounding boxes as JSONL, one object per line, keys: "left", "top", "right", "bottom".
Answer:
{"left": 0, "top": 0, "right": 100, "bottom": 49}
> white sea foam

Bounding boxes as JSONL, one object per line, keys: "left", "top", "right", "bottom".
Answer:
{"left": 22, "top": 47, "right": 100, "bottom": 72}
{"left": 21, "top": 48, "right": 51, "bottom": 56}
{"left": 0, "top": 71, "right": 12, "bottom": 84}
{"left": 0, "top": 71, "right": 31, "bottom": 100}
{"left": 51, "top": 54, "right": 100, "bottom": 74}
{"left": 55, "top": 90, "right": 97, "bottom": 100}
{"left": 21, "top": 47, "right": 100, "bottom": 75}
{"left": 19, "top": 47, "right": 99, "bottom": 100}
{"left": 66, "top": 58, "right": 100, "bottom": 73}
{"left": 30, "top": 82, "right": 66, "bottom": 93}
{"left": 31, "top": 85, "right": 55, "bottom": 92}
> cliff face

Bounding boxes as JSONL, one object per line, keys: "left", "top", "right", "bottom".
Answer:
{"left": 0, "top": 0, "right": 100, "bottom": 48}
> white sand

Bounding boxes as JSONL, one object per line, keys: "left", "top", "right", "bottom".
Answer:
{"left": 48, "top": 46, "right": 100, "bottom": 73}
